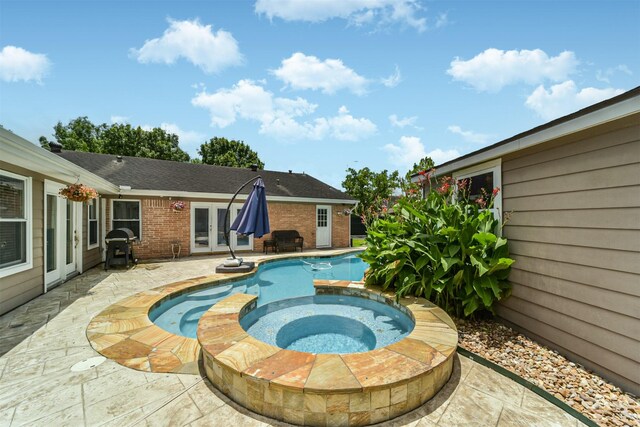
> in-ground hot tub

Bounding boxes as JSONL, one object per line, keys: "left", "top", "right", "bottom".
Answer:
{"left": 198, "top": 282, "right": 457, "bottom": 426}
{"left": 240, "top": 295, "right": 414, "bottom": 354}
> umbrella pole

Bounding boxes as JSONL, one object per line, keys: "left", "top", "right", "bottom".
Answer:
{"left": 223, "top": 175, "right": 262, "bottom": 261}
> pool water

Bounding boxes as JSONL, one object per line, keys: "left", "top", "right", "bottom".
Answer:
{"left": 149, "top": 253, "right": 368, "bottom": 338}
{"left": 240, "top": 295, "right": 414, "bottom": 354}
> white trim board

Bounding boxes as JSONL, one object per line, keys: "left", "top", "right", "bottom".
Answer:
{"left": 433, "top": 94, "right": 640, "bottom": 176}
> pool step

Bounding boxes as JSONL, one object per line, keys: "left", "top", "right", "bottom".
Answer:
{"left": 187, "top": 284, "right": 234, "bottom": 300}
{"left": 246, "top": 284, "right": 260, "bottom": 296}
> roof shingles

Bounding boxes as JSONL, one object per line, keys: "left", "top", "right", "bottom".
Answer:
{"left": 56, "top": 151, "right": 353, "bottom": 201}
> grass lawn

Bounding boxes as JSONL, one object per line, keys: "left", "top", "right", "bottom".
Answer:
{"left": 352, "top": 238, "right": 366, "bottom": 247}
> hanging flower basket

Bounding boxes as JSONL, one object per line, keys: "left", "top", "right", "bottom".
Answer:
{"left": 59, "top": 183, "right": 98, "bottom": 202}
{"left": 170, "top": 200, "right": 186, "bottom": 212}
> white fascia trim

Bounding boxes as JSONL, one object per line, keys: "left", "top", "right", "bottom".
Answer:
{"left": 118, "top": 188, "right": 357, "bottom": 205}
{"left": 0, "top": 128, "right": 119, "bottom": 194}
{"left": 436, "top": 95, "right": 640, "bottom": 176}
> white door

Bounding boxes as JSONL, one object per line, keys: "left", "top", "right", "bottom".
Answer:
{"left": 316, "top": 205, "right": 331, "bottom": 248}
{"left": 190, "top": 203, "right": 253, "bottom": 253}
{"left": 44, "top": 181, "right": 81, "bottom": 290}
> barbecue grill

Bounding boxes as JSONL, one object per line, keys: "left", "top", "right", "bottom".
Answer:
{"left": 105, "top": 228, "right": 137, "bottom": 270}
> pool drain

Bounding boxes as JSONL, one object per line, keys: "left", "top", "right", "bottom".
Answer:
{"left": 70, "top": 356, "right": 106, "bottom": 372}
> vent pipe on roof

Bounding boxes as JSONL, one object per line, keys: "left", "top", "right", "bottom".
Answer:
{"left": 116, "top": 155, "right": 123, "bottom": 162}
{"left": 276, "top": 179, "right": 280, "bottom": 186}
{"left": 250, "top": 164, "right": 258, "bottom": 171}
{"left": 49, "top": 141, "right": 62, "bottom": 153}
{"left": 288, "top": 170, "right": 292, "bottom": 174}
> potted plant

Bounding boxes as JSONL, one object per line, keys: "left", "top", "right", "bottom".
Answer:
{"left": 59, "top": 183, "right": 98, "bottom": 203}
{"left": 170, "top": 200, "right": 186, "bottom": 212}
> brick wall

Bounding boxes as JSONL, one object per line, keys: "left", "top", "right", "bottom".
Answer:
{"left": 106, "top": 198, "right": 191, "bottom": 259}
{"left": 105, "top": 197, "right": 352, "bottom": 260}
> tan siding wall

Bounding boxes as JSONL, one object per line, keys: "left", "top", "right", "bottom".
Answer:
{"left": 496, "top": 120, "right": 640, "bottom": 394}
{"left": 0, "top": 163, "right": 44, "bottom": 315}
{"left": 82, "top": 202, "right": 102, "bottom": 271}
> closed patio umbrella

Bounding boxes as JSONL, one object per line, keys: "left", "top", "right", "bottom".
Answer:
{"left": 231, "top": 178, "right": 270, "bottom": 238}
{"left": 216, "top": 176, "right": 270, "bottom": 273}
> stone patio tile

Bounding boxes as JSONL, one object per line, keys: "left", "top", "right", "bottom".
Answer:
{"left": 408, "top": 326, "right": 458, "bottom": 357}
{"left": 21, "top": 402, "right": 84, "bottom": 427}
{"left": 89, "top": 333, "right": 129, "bottom": 351}
{"left": 498, "top": 403, "right": 577, "bottom": 427}
{"left": 520, "top": 389, "right": 579, "bottom": 426}
{"left": 42, "top": 347, "right": 99, "bottom": 375}
{"left": 215, "top": 336, "right": 280, "bottom": 373}
{"left": 187, "top": 380, "right": 230, "bottom": 416}
{"left": 84, "top": 376, "right": 185, "bottom": 425}
{"left": 386, "top": 338, "right": 447, "bottom": 367}
{"left": 10, "top": 383, "right": 83, "bottom": 426}
{"left": 171, "top": 338, "right": 201, "bottom": 364}
{"left": 270, "top": 361, "right": 315, "bottom": 390}
{"left": 188, "top": 401, "right": 269, "bottom": 427}
{"left": 143, "top": 391, "right": 204, "bottom": 427}
{"left": 98, "top": 408, "right": 146, "bottom": 427}
{"left": 243, "top": 349, "right": 315, "bottom": 381}
{"left": 0, "top": 407, "right": 14, "bottom": 426}
{"left": 304, "top": 353, "right": 362, "bottom": 393}
{"left": 82, "top": 367, "right": 151, "bottom": 406}
{"left": 149, "top": 350, "right": 183, "bottom": 372}
{"left": 101, "top": 338, "right": 153, "bottom": 360}
{"left": 438, "top": 384, "right": 503, "bottom": 426}
{"left": 342, "top": 349, "right": 428, "bottom": 390}
{"left": 464, "top": 363, "right": 524, "bottom": 407}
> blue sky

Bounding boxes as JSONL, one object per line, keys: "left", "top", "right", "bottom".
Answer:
{"left": 1, "top": 0, "right": 638, "bottom": 189}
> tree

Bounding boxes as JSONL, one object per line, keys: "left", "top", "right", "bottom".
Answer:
{"left": 39, "top": 116, "right": 190, "bottom": 162}
{"left": 342, "top": 167, "right": 400, "bottom": 224}
{"left": 405, "top": 156, "right": 435, "bottom": 182}
{"left": 198, "top": 137, "right": 264, "bottom": 168}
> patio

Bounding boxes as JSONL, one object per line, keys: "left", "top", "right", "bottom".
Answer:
{"left": 0, "top": 252, "right": 584, "bottom": 426}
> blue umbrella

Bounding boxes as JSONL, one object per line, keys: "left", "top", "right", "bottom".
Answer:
{"left": 230, "top": 178, "right": 270, "bottom": 238}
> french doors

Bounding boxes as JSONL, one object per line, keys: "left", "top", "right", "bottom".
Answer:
{"left": 44, "top": 181, "right": 81, "bottom": 290}
{"left": 190, "top": 203, "right": 252, "bottom": 253}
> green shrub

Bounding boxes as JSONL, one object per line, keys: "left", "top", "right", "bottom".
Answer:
{"left": 359, "top": 176, "right": 514, "bottom": 318}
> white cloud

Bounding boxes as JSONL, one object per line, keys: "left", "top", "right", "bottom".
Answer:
{"left": 434, "top": 12, "right": 449, "bottom": 28}
{"left": 130, "top": 19, "right": 242, "bottom": 73}
{"left": 110, "top": 115, "right": 129, "bottom": 124}
{"left": 447, "top": 125, "right": 493, "bottom": 144}
{"left": 596, "top": 64, "right": 632, "bottom": 84}
{"left": 255, "top": 0, "right": 426, "bottom": 32}
{"left": 0, "top": 46, "right": 51, "bottom": 83}
{"left": 158, "top": 123, "right": 205, "bottom": 146}
{"left": 384, "top": 136, "right": 460, "bottom": 169}
{"left": 447, "top": 48, "right": 578, "bottom": 92}
{"left": 381, "top": 65, "right": 401, "bottom": 88}
{"left": 192, "top": 79, "right": 376, "bottom": 141}
{"left": 525, "top": 81, "right": 625, "bottom": 121}
{"left": 389, "top": 114, "right": 419, "bottom": 129}
{"left": 272, "top": 52, "right": 369, "bottom": 95}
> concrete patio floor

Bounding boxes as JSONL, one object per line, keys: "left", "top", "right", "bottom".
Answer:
{"left": 0, "top": 251, "right": 586, "bottom": 427}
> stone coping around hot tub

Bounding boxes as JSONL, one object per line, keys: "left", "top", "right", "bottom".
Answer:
{"left": 197, "top": 284, "right": 457, "bottom": 426}
{"left": 85, "top": 248, "right": 364, "bottom": 374}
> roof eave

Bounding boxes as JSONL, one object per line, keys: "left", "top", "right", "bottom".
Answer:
{"left": 0, "top": 128, "right": 120, "bottom": 194}
{"left": 411, "top": 88, "right": 640, "bottom": 180}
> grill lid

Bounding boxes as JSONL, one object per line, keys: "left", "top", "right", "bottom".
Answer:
{"left": 105, "top": 228, "right": 135, "bottom": 241}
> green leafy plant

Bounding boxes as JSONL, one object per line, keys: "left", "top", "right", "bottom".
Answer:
{"left": 359, "top": 175, "right": 514, "bottom": 318}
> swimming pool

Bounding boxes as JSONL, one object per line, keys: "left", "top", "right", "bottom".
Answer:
{"left": 149, "top": 253, "right": 368, "bottom": 338}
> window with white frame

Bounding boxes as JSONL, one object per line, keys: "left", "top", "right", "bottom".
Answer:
{"left": 0, "top": 170, "right": 32, "bottom": 277}
{"left": 452, "top": 159, "right": 502, "bottom": 222}
{"left": 87, "top": 198, "right": 99, "bottom": 249}
{"left": 112, "top": 200, "right": 141, "bottom": 239}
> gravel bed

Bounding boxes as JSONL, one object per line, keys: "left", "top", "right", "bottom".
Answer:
{"left": 455, "top": 318, "right": 639, "bottom": 427}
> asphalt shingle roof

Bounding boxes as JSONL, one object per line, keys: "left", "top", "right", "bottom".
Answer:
{"left": 56, "top": 151, "right": 354, "bottom": 201}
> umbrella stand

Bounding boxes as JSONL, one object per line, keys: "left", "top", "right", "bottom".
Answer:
{"left": 218, "top": 175, "right": 262, "bottom": 272}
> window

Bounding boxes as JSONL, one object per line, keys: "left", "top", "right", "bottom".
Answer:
{"left": 87, "top": 198, "right": 99, "bottom": 249}
{"left": 112, "top": 200, "right": 141, "bottom": 238}
{"left": 0, "top": 170, "right": 32, "bottom": 277}
{"left": 453, "top": 159, "right": 502, "bottom": 223}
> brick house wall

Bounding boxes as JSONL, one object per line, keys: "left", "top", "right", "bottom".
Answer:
{"left": 104, "top": 197, "right": 351, "bottom": 260}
